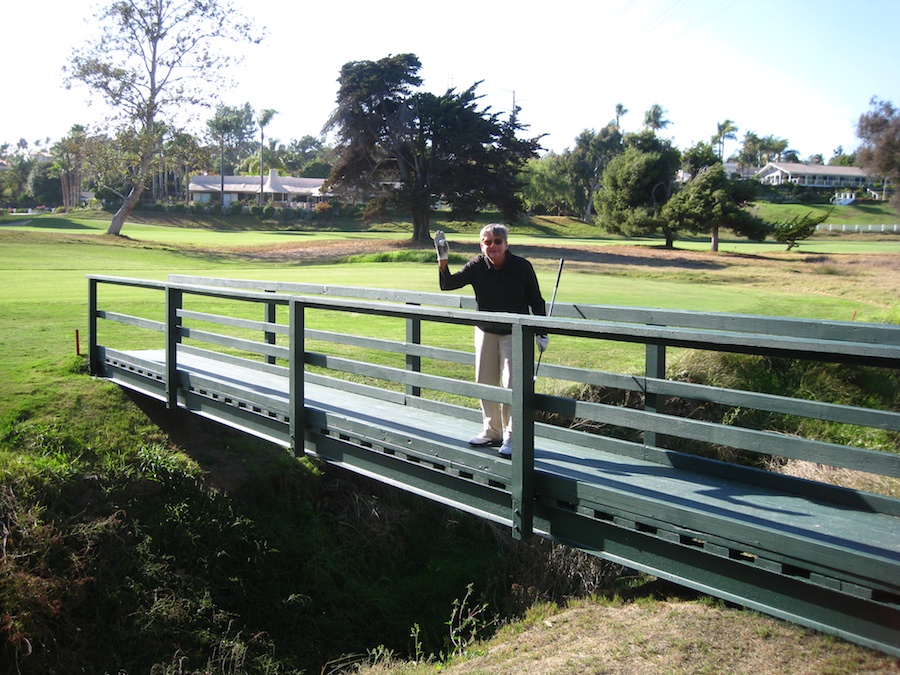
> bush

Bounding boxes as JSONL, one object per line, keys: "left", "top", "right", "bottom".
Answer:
{"left": 262, "top": 204, "right": 276, "bottom": 219}
{"left": 228, "top": 200, "right": 244, "bottom": 216}
{"left": 250, "top": 205, "right": 263, "bottom": 216}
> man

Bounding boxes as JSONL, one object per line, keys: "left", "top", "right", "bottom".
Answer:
{"left": 435, "top": 224, "right": 548, "bottom": 458}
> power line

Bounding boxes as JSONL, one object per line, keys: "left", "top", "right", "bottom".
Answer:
{"left": 672, "top": 0, "right": 739, "bottom": 40}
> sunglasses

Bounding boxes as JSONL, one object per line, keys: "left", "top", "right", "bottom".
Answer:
{"left": 482, "top": 238, "right": 506, "bottom": 245}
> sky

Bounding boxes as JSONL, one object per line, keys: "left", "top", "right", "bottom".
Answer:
{"left": 3, "top": 0, "right": 899, "bottom": 161}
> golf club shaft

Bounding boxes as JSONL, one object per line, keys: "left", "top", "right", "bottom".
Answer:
{"left": 534, "top": 258, "right": 564, "bottom": 380}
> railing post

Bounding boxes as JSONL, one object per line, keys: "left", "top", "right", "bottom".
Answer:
{"left": 511, "top": 323, "right": 535, "bottom": 540}
{"left": 289, "top": 298, "right": 306, "bottom": 457}
{"left": 406, "top": 304, "right": 421, "bottom": 398}
{"left": 87, "top": 278, "right": 100, "bottom": 376}
{"left": 165, "top": 286, "right": 182, "bottom": 409}
{"left": 644, "top": 339, "right": 666, "bottom": 447}
{"left": 265, "top": 289, "right": 277, "bottom": 365}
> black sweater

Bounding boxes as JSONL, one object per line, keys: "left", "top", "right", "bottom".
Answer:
{"left": 439, "top": 251, "right": 546, "bottom": 334}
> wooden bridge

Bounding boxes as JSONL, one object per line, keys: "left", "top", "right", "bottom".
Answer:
{"left": 87, "top": 273, "right": 900, "bottom": 656}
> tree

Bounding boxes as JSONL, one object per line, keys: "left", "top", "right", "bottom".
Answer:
{"left": 1, "top": 153, "right": 37, "bottom": 206}
{"left": 712, "top": 119, "right": 738, "bottom": 159}
{"left": 772, "top": 210, "right": 831, "bottom": 251}
{"left": 828, "top": 145, "right": 857, "bottom": 166}
{"left": 857, "top": 97, "right": 900, "bottom": 208}
{"left": 66, "top": 0, "right": 260, "bottom": 235}
{"left": 594, "top": 131, "right": 681, "bottom": 247}
{"left": 257, "top": 108, "right": 277, "bottom": 206}
{"left": 521, "top": 153, "right": 571, "bottom": 216}
{"left": 758, "top": 134, "right": 789, "bottom": 164}
{"left": 280, "top": 135, "right": 327, "bottom": 173}
{"left": 165, "top": 129, "right": 209, "bottom": 203}
{"left": 681, "top": 141, "right": 719, "bottom": 181}
{"left": 643, "top": 104, "right": 671, "bottom": 132}
{"left": 614, "top": 103, "right": 628, "bottom": 129}
{"left": 565, "top": 125, "right": 623, "bottom": 222}
{"left": 206, "top": 103, "right": 258, "bottom": 202}
{"left": 664, "top": 162, "right": 767, "bottom": 251}
{"left": 732, "top": 131, "right": 760, "bottom": 170}
{"left": 51, "top": 125, "right": 87, "bottom": 208}
{"left": 324, "top": 54, "right": 542, "bottom": 241}
{"left": 27, "top": 162, "right": 64, "bottom": 206}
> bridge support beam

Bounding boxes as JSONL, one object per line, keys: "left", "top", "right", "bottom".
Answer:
{"left": 165, "top": 287, "right": 182, "bottom": 409}
{"left": 511, "top": 323, "right": 535, "bottom": 540}
{"left": 289, "top": 299, "right": 306, "bottom": 457}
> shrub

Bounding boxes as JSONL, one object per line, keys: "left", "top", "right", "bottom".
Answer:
{"left": 262, "top": 204, "right": 276, "bottom": 219}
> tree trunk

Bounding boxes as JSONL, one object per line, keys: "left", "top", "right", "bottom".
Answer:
{"left": 411, "top": 209, "right": 431, "bottom": 242}
{"left": 108, "top": 185, "right": 144, "bottom": 235}
{"left": 711, "top": 225, "right": 719, "bottom": 252}
{"left": 663, "top": 226, "right": 674, "bottom": 249}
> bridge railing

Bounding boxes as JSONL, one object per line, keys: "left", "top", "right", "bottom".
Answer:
{"left": 89, "top": 274, "right": 900, "bottom": 534}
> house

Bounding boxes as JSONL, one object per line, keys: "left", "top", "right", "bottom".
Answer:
{"left": 755, "top": 162, "right": 874, "bottom": 189}
{"left": 188, "top": 169, "right": 328, "bottom": 208}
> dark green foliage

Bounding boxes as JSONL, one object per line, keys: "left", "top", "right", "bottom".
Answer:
{"left": 594, "top": 131, "right": 682, "bottom": 246}
{"left": 772, "top": 209, "right": 831, "bottom": 250}
{"left": 664, "top": 164, "right": 769, "bottom": 242}
{"left": 324, "top": 53, "right": 543, "bottom": 241}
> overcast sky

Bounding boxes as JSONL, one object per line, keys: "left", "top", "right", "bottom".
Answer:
{"left": 3, "top": 0, "right": 898, "bottom": 160}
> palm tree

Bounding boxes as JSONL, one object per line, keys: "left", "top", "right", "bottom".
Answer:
{"left": 712, "top": 119, "right": 738, "bottom": 159}
{"left": 643, "top": 104, "right": 671, "bottom": 132}
{"left": 257, "top": 108, "right": 278, "bottom": 206}
{"left": 615, "top": 103, "right": 628, "bottom": 129}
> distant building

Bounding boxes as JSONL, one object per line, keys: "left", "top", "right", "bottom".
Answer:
{"left": 188, "top": 169, "right": 328, "bottom": 207}
{"left": 755, "top": 162, "right": 874, "bottom": 189}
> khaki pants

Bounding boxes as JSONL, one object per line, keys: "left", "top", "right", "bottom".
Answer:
{"left": 474, "top": 328, "right": 513, "bottom": 441}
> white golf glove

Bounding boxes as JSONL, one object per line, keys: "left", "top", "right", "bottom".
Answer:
{"left": 536, "top": 334, "right": 549, "bottom": 353}
{"left": 434, "top": 230, "right": 449, "bottom": 261}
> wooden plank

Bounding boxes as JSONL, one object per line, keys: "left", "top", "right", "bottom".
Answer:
{"left": 178, "top": 308, "right": 289, "bottom": 335}
{"left": 97, "top": 310, "right": 165, "bottom": 333}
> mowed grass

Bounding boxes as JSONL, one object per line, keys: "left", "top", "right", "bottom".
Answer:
{"left": 1, "top": 214, "right": 897, "bottom": 415}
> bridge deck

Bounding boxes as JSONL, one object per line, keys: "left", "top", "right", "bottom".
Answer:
{"left": 112, "top": 349, "right": 899, "bottom": 594}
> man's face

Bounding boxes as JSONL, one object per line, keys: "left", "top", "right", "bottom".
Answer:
{"left": 481, "top": 233, "right": 508, "bottom": 266}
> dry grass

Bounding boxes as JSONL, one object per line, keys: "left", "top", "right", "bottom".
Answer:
{"left": 354, "top": 599, "right": 900, "bottom": 674}
{"left": 770, "top": 458, "right": 900, "bottom": 498}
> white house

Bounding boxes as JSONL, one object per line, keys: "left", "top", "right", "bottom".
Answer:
{"left": 188, "top": 169, "right": 328, "bottom": 207}
{"left": 755, "top": 162, "right": 874, "bottom": 189}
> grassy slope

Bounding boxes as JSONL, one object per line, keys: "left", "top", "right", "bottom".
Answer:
{"left": 1, "top": 211, "right": 898, "bottom": 673}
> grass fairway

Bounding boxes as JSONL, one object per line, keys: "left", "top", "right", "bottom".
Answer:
{"left": 1, "top": 215, "right": 897, "bottom": 415}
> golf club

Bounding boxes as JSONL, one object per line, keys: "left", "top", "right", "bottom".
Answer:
{"left": 534, "top": 257, "right": 564, "bottom": 381}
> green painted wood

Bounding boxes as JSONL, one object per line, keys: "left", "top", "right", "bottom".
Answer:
{"left": 97, "top": 310, "right": 165, "bottom": 333}
{"left": 512, "top": 323, "right": 535, "bottom": 539}
{"left": 178, "top": 308, "right": 289, "bottom": 335}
